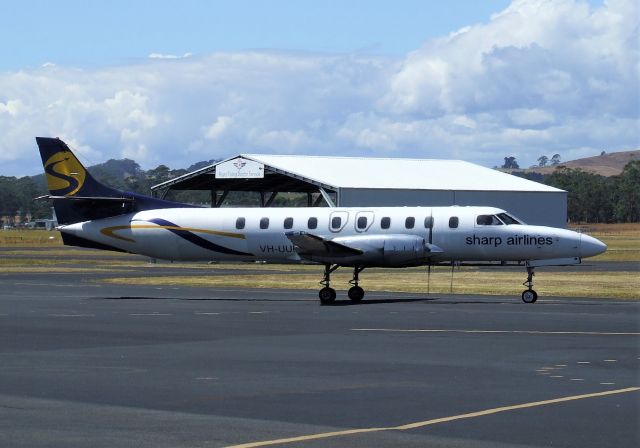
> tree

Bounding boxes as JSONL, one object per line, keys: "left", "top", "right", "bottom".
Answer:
{"left": 612, "top": 161, "right": 640, "bottom": 222}
{"left": 545, "top": 168, "right": 615, "bottom": 223}
{"left": 550, "top": 154, "right": 561, "bottom": 165}
{"left": 502, "top": 156, "right": 519, "bottom": 169}
{"left": 537, "top": 155, "right": 549, "bottom": 167}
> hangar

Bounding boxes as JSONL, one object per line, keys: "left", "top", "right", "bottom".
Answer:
{"left": 151, "top": 154, "right": 567, "bottom": 227}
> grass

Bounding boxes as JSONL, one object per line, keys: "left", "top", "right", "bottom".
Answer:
{"left": 569, "top": 223, "right": 640, "bottom": 234}
{"left": 0, "top": 230, "right": 63, "bottom": 247}
{"left": 574, "top": 223, "right": 640, "bottom": 262}
{"left": 101, "top": 268, "right": 639, "bottom": 299}
{"left": 0, "top": 267, "right": 130, "bottom": 273}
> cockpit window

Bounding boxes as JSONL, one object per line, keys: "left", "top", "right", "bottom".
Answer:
{"left": 497, "top": 213, "right": 523, "bottom": 225}
{"left": 476, "top": 215, "right": 503, "bottom": 226}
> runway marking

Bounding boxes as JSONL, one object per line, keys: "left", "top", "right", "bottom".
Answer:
{"left": 570, "top": 378, "right": 585, "bottom": 381}
{"left": 49, "top": 314, "right": 95, "bottom": 317}
{"left": 600, "top": 382, "right": 616, "bottom": 385}
{"left": 603, "top": 359, "right": 617, "bottom": 362}
{"left": 195, "top": 312, "right": 221, "bottom": 315}
{"left": 227, "top": 387, "right": 640, "bottom": 448}
{"left": 577, "top": 362, "right": 591, "bottom": 364}
{"left": 249, "top": 311, "right": 269, "bottom": 314}
{"left": 351, "top": 329, "right": 640, "bottom": 336}
{"left": 128, "top": 313, "right": 171, "bottom": 316}
{"left": 555, "top": 364, "right": 568, "bottom": 367}
{"left": 550, "top": 375, "right": 564, "bottom": 378}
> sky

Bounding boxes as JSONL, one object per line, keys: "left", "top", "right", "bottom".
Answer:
{"left": 1, "top": 0, "right": 638, "bottom": 176}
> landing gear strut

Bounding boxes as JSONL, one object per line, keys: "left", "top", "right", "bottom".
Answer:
{"left": 348, "top": 266, "right": 365, "bottom": 302}
{"left": 319, "top": 264, "right": 339, "bottom": 304}
{"left": 521, "top": 266, "right": 538, "bottom": 303}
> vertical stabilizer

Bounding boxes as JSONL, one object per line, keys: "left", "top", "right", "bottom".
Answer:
{"left": 36, "top": 137, "right": 122, "bottom": 198}
{"left": 35, "top": 137, "right": 197, "bottom": 225}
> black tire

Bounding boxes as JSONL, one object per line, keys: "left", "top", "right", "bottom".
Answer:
{"left": 522, "top": 289, "right": 538, "bottom": 303}
{"left": 348, "top": 286, "right": 365, "bottom": 302}
{"left": 319, "top": 287, "right": 336, "bottom": 304}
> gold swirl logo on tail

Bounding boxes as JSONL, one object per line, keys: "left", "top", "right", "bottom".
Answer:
{"left": 44, "top": 151, "right": 86, "bottom": 196}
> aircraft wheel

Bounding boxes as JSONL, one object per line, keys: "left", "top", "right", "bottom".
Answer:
{"left": 348, "top": 286, "right": 365, "bottom": 302}
{"left": 522, "top": 289, "right": 538, "bottom": 303}
{"left": 319, "top": 287, "right": 337, "bottom": 305}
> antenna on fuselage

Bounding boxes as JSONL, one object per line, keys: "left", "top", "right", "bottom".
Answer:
{"left": 426, "top": 262, "right": 431, "bottom": 295}
{"left": 450, "top": 261, "right": 455, "bottom": 293}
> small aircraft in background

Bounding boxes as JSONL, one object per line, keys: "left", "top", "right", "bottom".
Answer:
{"left": 36, "top": 137, "right": 607, "bottom": 304}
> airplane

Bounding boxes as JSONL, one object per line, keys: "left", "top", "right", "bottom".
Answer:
{"left": 35, "top": 137, "right": 607, "bottom": 304}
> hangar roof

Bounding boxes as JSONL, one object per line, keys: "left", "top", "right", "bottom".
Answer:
{"left": 152, "top": 154, "right": 563, "bottom": 193}
{"left": 242, "top": 154, "right": 562, "bottom": 192}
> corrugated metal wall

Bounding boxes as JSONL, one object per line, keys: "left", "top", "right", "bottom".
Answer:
{"left": 338, "top": 189, "right": 567, "bottom": 227}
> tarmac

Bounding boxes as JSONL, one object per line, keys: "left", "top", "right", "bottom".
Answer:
{"left": 0, "top": 267, "right": 638, "bottom": 447}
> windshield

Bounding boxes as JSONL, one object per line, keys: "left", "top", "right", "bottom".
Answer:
{"left": 476, "top": 215, "right": 503, "bottom": 226}
{"left": 497, "top": 213, "right": 523, "bottom": 225}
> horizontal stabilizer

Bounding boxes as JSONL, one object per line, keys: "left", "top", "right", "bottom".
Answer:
{"left": 286, "top": 232, "right": 364, "bottom": 258}
{"left": 35, "top": 195, "right": 135, "bottom": 202}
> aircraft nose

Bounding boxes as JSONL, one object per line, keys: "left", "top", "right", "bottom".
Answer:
{"left": 580, "top": 234, "right": 607, "bottom": 258}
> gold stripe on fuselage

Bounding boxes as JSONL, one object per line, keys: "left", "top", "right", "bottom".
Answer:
{"left": 100, "top": 225, "right": 246, "bottom": 243}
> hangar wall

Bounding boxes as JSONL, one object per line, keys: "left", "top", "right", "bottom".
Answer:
{"left": 338, "top": 188, "right": 567, "bottom": 228}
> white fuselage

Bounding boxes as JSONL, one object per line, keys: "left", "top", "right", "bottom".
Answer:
{"left": 59, "top": 205, "right": 606, "bottom": 266}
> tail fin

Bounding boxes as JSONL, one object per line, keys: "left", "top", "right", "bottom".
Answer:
{"left": 36, "top": 137, "right": 195, "bottom": 225}
{"left": 37, "top": 137, "right": 122, "bottom": 199}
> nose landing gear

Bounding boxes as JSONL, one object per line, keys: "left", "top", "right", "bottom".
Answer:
{"left": 522, "top": 266, "right": 538, "bottom": 303}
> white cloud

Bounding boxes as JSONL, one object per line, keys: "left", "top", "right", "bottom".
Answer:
{"left": 0, "top": 99, "right": 25, "bottom": 116}
{"left": 148, "top": 52, "right": 193, "bottom": 59}
{"left": 0, "top": 0, "right": 637, "bottom": 176}
{"left": 203, "top": 115, "right": 234, "bottom": 141}
{"left": 508, "top": 108, "right": 555, "bottom": 127}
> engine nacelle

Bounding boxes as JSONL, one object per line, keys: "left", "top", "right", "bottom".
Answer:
{"left": 332, "top": 234, "right": 435, "bottom": 267}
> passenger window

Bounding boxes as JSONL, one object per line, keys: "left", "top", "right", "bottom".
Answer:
{"left": 449, "top": 217, "right": 459, "bottom": 228}
{"left": 329, "top": 211, "right": 348, "bottom": 232}
{"left": 405, "top": 217, "right": 415, "bottom": 229}
{"left": 424, "top": 216, "right": 433, "bottom": 229}
{"left": 381, "top": 217, "right": 391, "bottom": 229}
{"left": 476, "top": 215, "right": 502, "bottom": 226}
{"left": 236, "top": 217, "right": 245, "bottom": 230}
{"left": 284, "top": 217, "right": 293, "bottom": 229}
{"left": 260, "top": 217, "right": 269, "bottom": 229}
{"left": 357, "top": 216, "right": 368, "bottom": 230}
{"left": 308, "top": 217, "right": 318, "bottom": 229}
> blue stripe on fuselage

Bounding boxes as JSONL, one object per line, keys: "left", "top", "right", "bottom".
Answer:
{"left": 146, "top": 218, "right": 252, "bottom": 256}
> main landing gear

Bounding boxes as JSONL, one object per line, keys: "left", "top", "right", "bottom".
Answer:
{"left": 319, "top": 264, "right": 339, "bottom": 304}
{"left": 522, "top": 266, "right": 538, "bottom": 303}
{"left": 318, "top": 265, "right": 366, "bottom": 304}
{"left": 348, "top": 266, "right": 365, "bottom": 302}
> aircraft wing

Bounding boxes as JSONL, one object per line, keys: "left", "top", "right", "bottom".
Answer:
{"left": 286, "top": 232, "right": 364, "bottom": 258}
